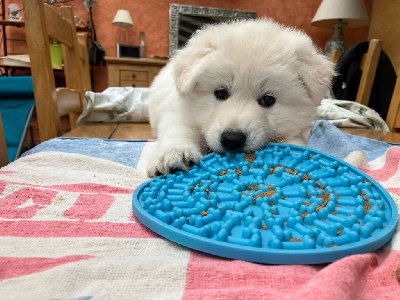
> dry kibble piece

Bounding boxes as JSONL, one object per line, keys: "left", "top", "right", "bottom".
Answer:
{"left": 289, "top": 238, "right": 301, "bottom": 242}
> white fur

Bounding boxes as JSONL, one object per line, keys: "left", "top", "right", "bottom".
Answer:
{"left": 147, "top": 19, "right": 334, "bottom": 177}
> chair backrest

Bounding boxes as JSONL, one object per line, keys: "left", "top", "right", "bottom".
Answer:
{"left": 332, "top": 39, "right": 400, "bottom": 132}
{"left": 386, "top": 71, "right": 400, "bottom": 132}
{"left": 355, "top": 39, "right": 382, "bottom": 107}
{"left": 22, "top": 0, "right": 91, "bottom": 142}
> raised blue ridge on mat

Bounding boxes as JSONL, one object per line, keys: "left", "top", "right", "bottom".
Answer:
{"left": 132, "top": 143, "right": 398, "bottom": 264}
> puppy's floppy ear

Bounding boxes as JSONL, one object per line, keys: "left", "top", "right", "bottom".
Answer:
{"left": 173, "top": 42, "right": 215, "bottom": 97}
{"left": 295, "top": 41, "right": 335, "bottom": 106}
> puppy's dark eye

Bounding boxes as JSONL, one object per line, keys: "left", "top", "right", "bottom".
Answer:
{"left": 258, "top": 93, "right": 276, "bottom": 107}
{"left": 214, "top": 87, "right": 230, "bottom": 100}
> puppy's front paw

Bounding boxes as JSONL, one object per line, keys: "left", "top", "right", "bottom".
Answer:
{"left": 147, "top": 146, "right": 203, "bottom": 177}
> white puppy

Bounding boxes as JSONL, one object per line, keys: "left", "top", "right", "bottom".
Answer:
{"left": 147, "top": 18, "right": 334, "bottom": 177}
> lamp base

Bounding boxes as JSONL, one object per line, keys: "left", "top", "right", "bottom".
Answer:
{"left": 325, "top": 21, "right": 347, "bottom": 58}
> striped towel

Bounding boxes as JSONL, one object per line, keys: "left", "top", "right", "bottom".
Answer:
{"left": 0, "top": 120, "right": 399, "bottom": 299}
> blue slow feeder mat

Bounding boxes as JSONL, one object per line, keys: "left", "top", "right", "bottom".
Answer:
{"left": 132, "top": 144, "right": 398, "bottom": 264}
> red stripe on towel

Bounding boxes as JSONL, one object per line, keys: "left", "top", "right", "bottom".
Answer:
{"left": 0, "top": 219, "right": 157, "bottom": 238}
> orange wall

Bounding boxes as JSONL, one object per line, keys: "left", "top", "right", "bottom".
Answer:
{"left": 3, "top": 0, "right": 372, "bottom": 92}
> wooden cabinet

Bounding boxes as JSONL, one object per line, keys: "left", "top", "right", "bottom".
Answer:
{"left": 105, "top": 57, "right": 167, "bottom": 88}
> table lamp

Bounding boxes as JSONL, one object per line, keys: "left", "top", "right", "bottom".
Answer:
{"left": 112, "top": 9, "right": 133, "bottom": 44}
{"left": 112, "top": 10, "right": 134, "bottom": 28}
{"left": 311, "top": 0, "right": 369, "bottom": 58}
{"left": 112, "top": 10, "right": 135, "bottom": 58}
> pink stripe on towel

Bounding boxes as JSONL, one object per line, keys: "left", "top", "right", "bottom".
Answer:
{"left": 183, "top": 249, "right": 400, "bottom": 299}
{"left": 0, "top": 255, "right": 94, "bottom": 281}
{"left": 360, "top": 147, "right": 400, "bottom": 182}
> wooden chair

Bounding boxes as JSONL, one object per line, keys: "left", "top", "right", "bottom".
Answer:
{"left": 332, "top": 39, "right": 400, "bottom": 132}
{"left": 0, "top": 115, "right": 8, "bottom": 167}
{"left": 22, "top": 0, "right": 91, "bottom": 142}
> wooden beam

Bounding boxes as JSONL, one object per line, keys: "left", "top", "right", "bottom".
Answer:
{"left": 23, "top": 0, "right": 61, "bottom": 141}
{"left": 43, "top": 4, "right": 74, "bottom": 47}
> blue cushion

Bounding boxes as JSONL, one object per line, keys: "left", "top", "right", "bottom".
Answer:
{"left": 0, "top": 76, "right": 35, "bottom": 162}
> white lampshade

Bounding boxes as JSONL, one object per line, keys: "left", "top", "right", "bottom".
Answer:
{"left": 112, "top": 10, "right": 134, "bottom": 28}
{"left": 312, "top": 0, "right": 369, "bottom": 28}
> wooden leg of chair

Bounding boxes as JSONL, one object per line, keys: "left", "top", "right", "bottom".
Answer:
{"left": 68, "top": 112, "right": 79, "bottom": 130}
{"left": 386, "top": 70, "right": 400, "bottom": 132}
{"left": 0, "top": 114, "right": 9, "bottom": 167}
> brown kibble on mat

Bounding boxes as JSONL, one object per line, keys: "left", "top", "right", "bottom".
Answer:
{"left": 315, "top": 193, "right": 330, "bottom": 212}
{"left": 219, "top": 169, "right": 227, "bottom": 176}
{"left": 363, "top": 202, "right": 372, "bottom": 215}
{"left": 284, "top": 167, "right": 298, "bottom": 175}
{"left": 246, "top": 184, "right": 258, "bottom": 191}
{"left": 337, "top": 229, "right": 342, "bottom": 236}
{"left": 201, "top": 211, "right": 208, "bottom": 216}
{"left": 289, "top": 238, "right": 301, "bottom": 242}
{"left": 234, "top": 168, "right": 242, "bottom": 177}
{"left": 262, "top": 225, "right": 267, "bottom": 230}
{"left": 244, "top": 153, "right": 256, "bottom": 163}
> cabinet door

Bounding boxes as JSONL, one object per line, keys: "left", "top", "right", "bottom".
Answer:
{"left": 120, "top": 80, "right": 149, "bottom": 88}
{"left": 119, "top": 70, "right": 148, "bottom": 82}
{"left": 107, "top": 61, "right": 166, "bottom": 87}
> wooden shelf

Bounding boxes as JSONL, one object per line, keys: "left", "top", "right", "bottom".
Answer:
{"left": 0, "top": 19, "right": 87, "bottom": 31}
{"left": 0, "top": 20, "right": 25, "bottom": 27}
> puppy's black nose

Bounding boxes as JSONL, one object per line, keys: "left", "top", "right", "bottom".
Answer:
{"left": 220, "top": 130, "right": 247, "bottom": 151}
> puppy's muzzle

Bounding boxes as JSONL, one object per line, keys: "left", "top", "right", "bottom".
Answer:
{"left": 221, "top": 130, "right": 247, "bottom": 152}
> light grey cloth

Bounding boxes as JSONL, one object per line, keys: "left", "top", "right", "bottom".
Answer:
{"left": 77, "top": 87, "right": 150, "bottom": 124}
{"left": 316, "top": 98, "right": 389, "bottom": 131}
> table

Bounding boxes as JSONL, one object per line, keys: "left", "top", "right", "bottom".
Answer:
{"left": 64, "top": 122, "right": 400, "bottom": 143}
{"left": 63, "top": 122, "right": 155, "bottom": 140}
